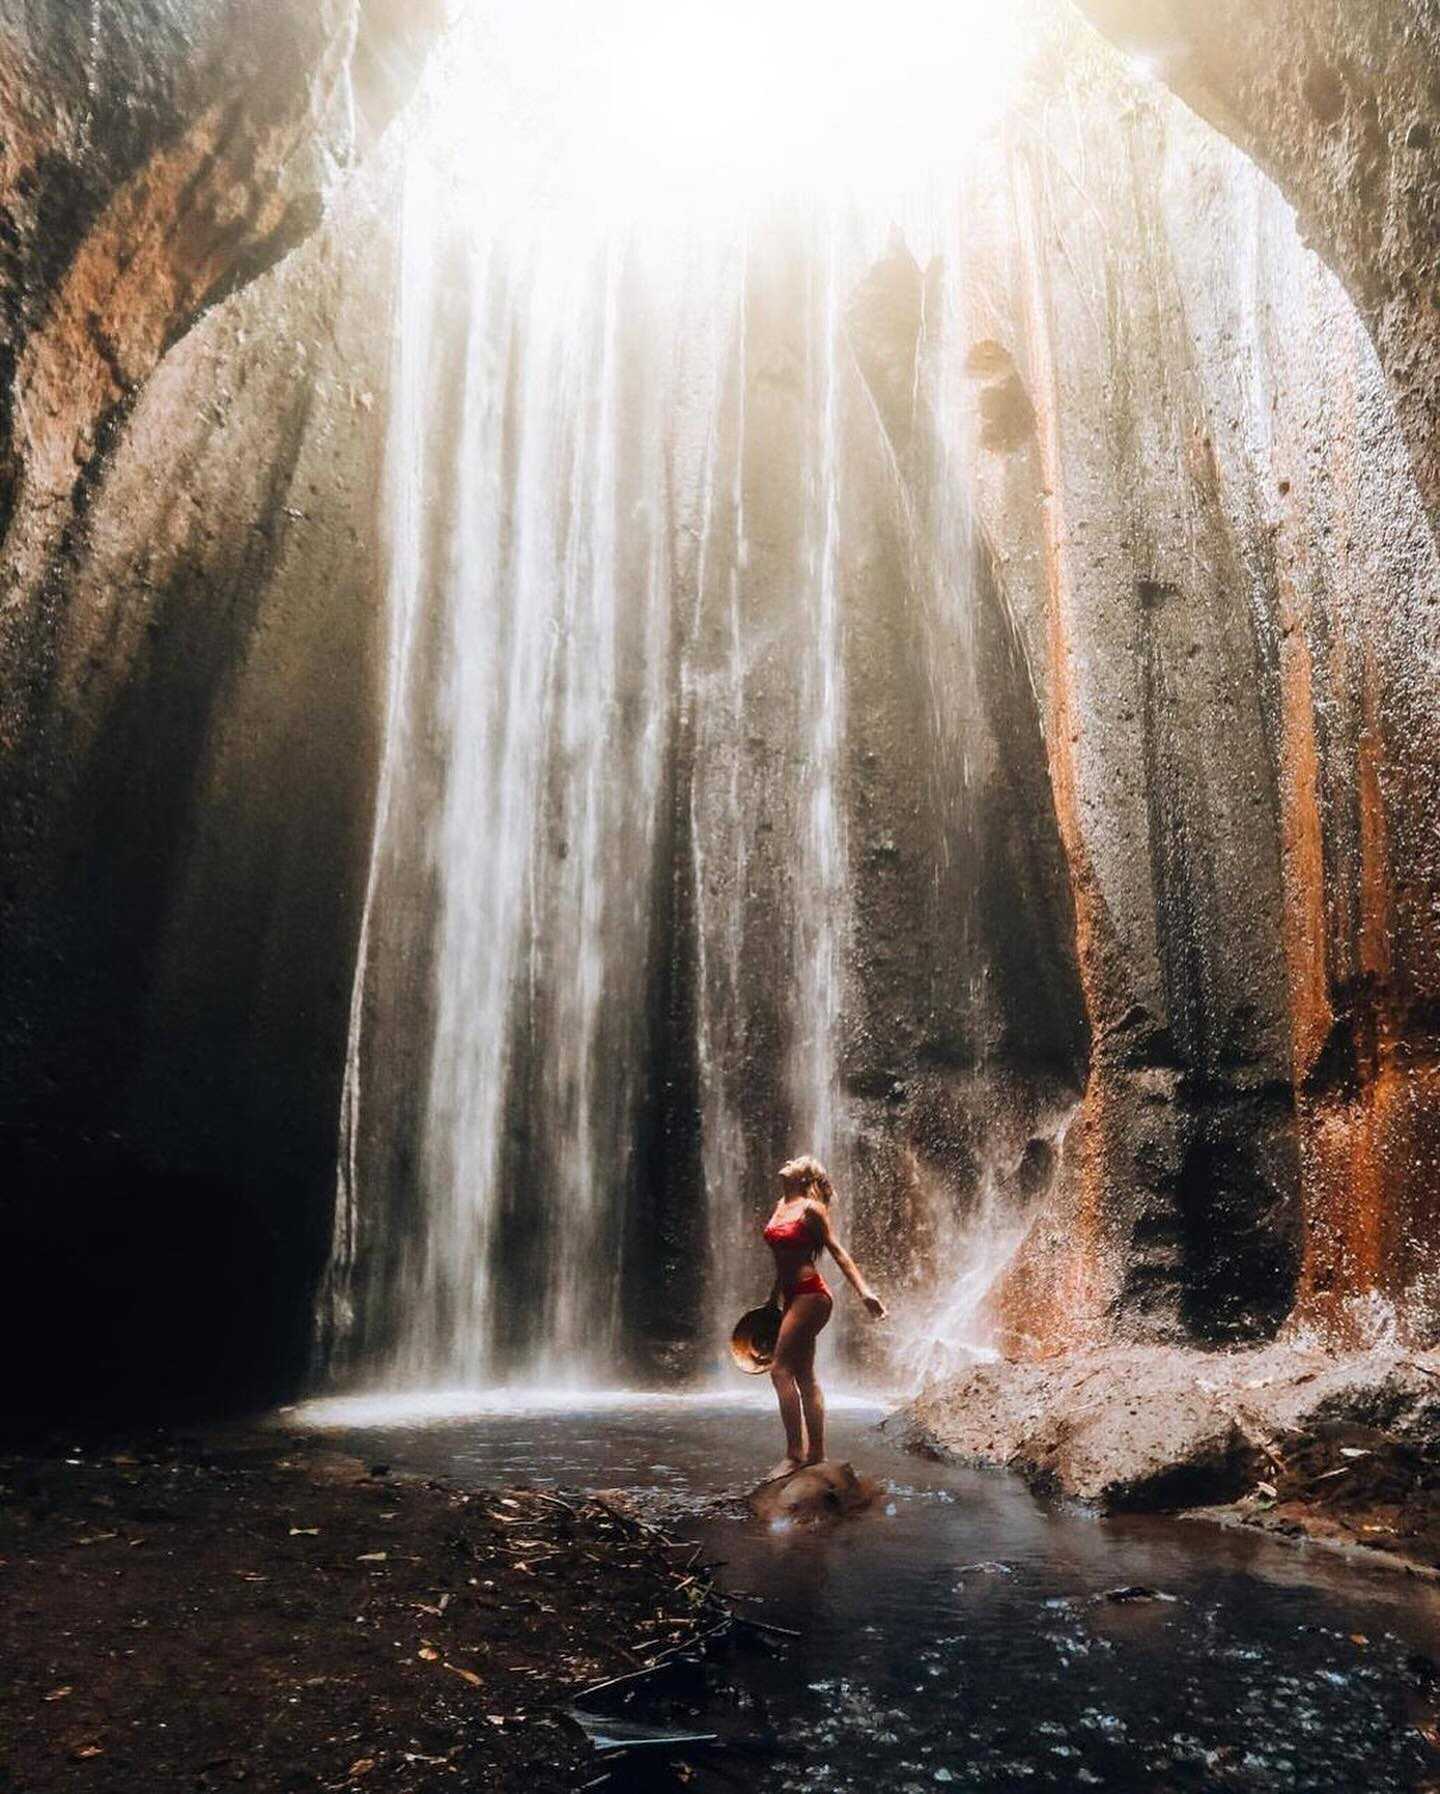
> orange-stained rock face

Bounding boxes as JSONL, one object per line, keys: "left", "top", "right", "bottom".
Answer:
{"left": 1061, "top": 0, "right": 1440, "bottom": 1354}
{"left": 969, "top": 16, "right": 1440, "bottom": 1357}
{"left": 986, "top": 149, "right": 1118, "bottom": 1358}
{"left": 990, "top": 1086, "right": 1110, "bottom": 1360}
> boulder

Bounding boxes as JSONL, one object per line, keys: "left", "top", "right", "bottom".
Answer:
{"left": 748, "top": 1461, "right": 881, "bottom": 1525}
{"left": 890, "top": 1344, "right": 1440, "bottom": 1512}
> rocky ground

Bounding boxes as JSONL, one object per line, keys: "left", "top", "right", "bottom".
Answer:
{"left": 888, "top": 1344, "right": 1440, "bottom": 1574}
{"left": 0, "top": 1431, "right": 772, "bottom": 1793}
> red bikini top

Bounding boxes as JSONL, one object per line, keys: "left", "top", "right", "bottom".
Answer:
{"left": 763, "top": 1209, "right": 820, "bottom": 1248}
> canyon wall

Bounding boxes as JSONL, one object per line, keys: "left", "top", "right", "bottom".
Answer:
{"left": 3, "top": 0, "right": 1440, "bottom": 1419}
{"left": 965, "top": 19, "right": 1440, "bottom": 1354}
{"left": 0, "top": 2, "right": 434, "bottom": 1418}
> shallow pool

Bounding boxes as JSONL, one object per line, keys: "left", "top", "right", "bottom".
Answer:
{"left": 284, "top": 1390, "right": 1440, "bottom": 1791}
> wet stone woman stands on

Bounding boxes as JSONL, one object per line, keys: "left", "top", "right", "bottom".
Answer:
{"left": 761, "top": 1155, "right": 886, "bottom": 1482}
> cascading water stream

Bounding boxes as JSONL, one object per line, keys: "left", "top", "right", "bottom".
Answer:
{"left": 790, "top": 230, "right": 850, "bottom": 1169}
{"left": 683, "top": 232, "right": 756, "bottom": 1337}
{"left": 313, "top": 5, "right": 1053, "bottom": 1394}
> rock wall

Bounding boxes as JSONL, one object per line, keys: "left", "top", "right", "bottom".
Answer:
{"left": 4, "top": 0, "right": 1440, "bottom": 1420}
{"left": 963, "top": 25, "right": 1440, "bottom": 1353}
{"left": 1073, "top": 0, "right": 1440, "bottom": 531}
{"left": 0, "top": 3, "right": 435, "bottom": 1420}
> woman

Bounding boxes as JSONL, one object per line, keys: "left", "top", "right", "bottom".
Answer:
{"left": 761, "top": 1154, "right": 886, "bottom": 1481}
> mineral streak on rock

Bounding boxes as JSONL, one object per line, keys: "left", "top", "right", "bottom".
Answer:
{"left": 985, "top": 146, "right": 1115, "bottom": 1359}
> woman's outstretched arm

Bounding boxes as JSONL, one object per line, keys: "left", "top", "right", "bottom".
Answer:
{"left": 808, "top": 1203, "right": 886, "bottom": 1318}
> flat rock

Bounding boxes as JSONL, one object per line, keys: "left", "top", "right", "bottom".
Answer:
{"left": 887, "top": 1344, "right": 1440, "bottom": 1513}
{"left": 747, "top": 1460, "right": 881, "bottom": 1524}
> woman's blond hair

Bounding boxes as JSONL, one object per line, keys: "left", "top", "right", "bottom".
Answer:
{"left": 778, "top": 1154, "right": 834, "bottom": 1203}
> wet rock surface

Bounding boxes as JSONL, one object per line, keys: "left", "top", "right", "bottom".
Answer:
{"left": 962, "top": 19, "right": 1440, "bottom": 1357}
{"left": 747, "top": 1460, "right": 881, "bottom": 1525}
{"left": 891, "top": 1344, "right": 1440, "bottom": 1546}
{"left": 0, "top": 176, "right": 403, "bottom": 1421}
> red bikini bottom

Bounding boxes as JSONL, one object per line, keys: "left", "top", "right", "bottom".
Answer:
{"left": 783, "top": 1270, "right": 832, "bottom": 1307}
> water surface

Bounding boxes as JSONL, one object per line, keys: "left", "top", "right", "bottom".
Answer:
{"left": 287, "top": 1391, "right": 1440, "bottom": 1791}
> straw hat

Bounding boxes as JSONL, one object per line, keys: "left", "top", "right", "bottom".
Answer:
{"left": 729, "top": 1303, "right": 781, "bottom": 1374}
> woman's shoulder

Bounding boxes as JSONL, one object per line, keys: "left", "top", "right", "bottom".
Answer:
{"left": 801, "top": 1198, "right": 829, "bottom": 1232}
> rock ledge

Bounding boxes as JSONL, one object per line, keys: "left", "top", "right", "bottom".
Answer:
{"left": 886, "top": 1344, "right": 1440, "bottom": 1522}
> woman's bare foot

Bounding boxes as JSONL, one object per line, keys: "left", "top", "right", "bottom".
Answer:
{"left": 801, "top": 1450, "right": 826, "bottom": 1467}
{"left": 761, "top": 1456, "right": 804, "bottom": 1484}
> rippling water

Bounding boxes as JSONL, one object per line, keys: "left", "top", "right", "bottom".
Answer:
{"left": 284, "top": 1392, "right": 1440, "bottom": 1791}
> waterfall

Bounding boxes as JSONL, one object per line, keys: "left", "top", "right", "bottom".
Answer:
{"left": 370, "top": 203, "right": 679, "bottom": 1388}
{"left": 318, "top": 178, "right": 901, "bottom": 1388}
{"left": 683, "top": 231, "right": 756, "bottom": 1338}
{"left": 790, "top": 230, "right": 850, "bottom": 1164}
{"left": 312, "top": 9, "right": 1052, "bottom": 1393}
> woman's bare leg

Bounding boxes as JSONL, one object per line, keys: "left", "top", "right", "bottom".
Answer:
{"left": 798, "top": 1365, "right": 826, "bottom": 1465}
{"left": 766, "top": 1361, "right": 806, "bottom": 1480}
{"left": 766, "top": 1295, "right": 831, "bottom": 1477}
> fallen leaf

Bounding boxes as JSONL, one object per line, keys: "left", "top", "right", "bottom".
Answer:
{"left": 356, "top": 1552, "right": 388, "bottom": 1564}
{"left": 72, "top": 1743, "right": 105, "bottom": 1760}
{"left": 486, "top": 1715, "right": 506, "bottom": 1727}
{"left": 348, "top": 1758, "right": 376, "bottom": 1778}
{"left": 289, "top": 1527, "right": 320, "bottom": 1537}
{"left": 1351, "top": 1634, "right": 1369, "bottom": 1646}
{"left": 42, "top": 1686, "right": 73, "bottom": 1702}
{"left": 74, "top": 1534, "right": 117, "bottom": 1547}
{"left": 1255, "top": 1481, "right": 1278, "bottom": 1500}
{"left": 1339, "top": 1447, "right": 1371, "bottom": 1460}
{"left": 238, "top": 1572, "right": 269, "bottom": 1583}
{"left": 419, "top": 1646, "right": 440, "bottom": 1662}
{"left": 444, "top": 1663, "right": 483, "bottom": 1687}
